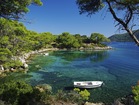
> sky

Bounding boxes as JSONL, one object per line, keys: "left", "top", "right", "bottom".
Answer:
{"left": 23, "top": 0, "right": 125, "bottom": 37}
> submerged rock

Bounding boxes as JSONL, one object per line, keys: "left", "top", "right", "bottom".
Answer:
{"left": 112, "top": 94, "right": 135, "bottom": 105}
{"left": 113, "top": 100, "right": 124, "bottom": 105}
{"left": 23, "top": 63, "right": 28, "bottom": 68}
{"left": 36, "top": 84, "right": 52, "bottom": 92}
{"left": 121, "top": 94, "right": 135, "bottom": 105}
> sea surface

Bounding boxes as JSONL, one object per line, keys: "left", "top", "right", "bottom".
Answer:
{"left": 2, "top": 42, "right": 139, "bottom": 103}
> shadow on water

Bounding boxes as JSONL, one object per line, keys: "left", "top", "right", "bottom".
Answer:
{"left": 90, "top": 51, "right": 109, "bottom": 63}
{"left": 64, "top": 86, "right": 74, "bottom": 91}
{"left": 51, "top": 50, "right": 109, "bottom": 63}
{"left": 64, "top": 85, "right": 104, "bottom": 91}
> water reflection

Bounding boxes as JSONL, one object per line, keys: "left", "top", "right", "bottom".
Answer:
{"left": 0, "top": 50, "right": 110, "bottom": 84}
{"left": 90, "top": 51, "right": 109, "bottom": 62}
{"left": 51, "top": 50, "right": 109, "bottom": 63}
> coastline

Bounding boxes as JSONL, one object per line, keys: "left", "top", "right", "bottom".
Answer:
{"left": 0, "top": 48, "right": 58, "bottom": 74}
{"left": 0, "top": 46, "right": 112, "bottom": 74}
{"left": 0, "top": 45, "right": 136, "bottom": 105}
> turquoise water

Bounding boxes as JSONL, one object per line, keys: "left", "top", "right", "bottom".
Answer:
{"left": 2, "top": 42, "right": 139, "bottom": 103}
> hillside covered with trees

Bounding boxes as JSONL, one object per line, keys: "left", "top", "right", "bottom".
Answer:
{"left": 0, "top": 18, "right": 110, "bottom": 71}
{"left": 108, "top": 30, "right": 139, "bottom": 42}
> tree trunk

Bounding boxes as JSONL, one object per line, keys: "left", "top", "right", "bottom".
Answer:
{"left": 106, "top": 0, "right": 139, "bottom": 46}
{"left": 125, "top": 28, "right": 139, "bottom": 46}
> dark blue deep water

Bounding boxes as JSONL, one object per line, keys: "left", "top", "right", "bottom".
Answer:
{"left": 3, "top": 42, "right": 139, "bottom": 103}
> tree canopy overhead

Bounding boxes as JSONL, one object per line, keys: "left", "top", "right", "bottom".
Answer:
{"left": 0, "top": 0, "right": 42, "bottom": 20}
{"left": 76, "top": 0, "right": 139, "bottom": 45}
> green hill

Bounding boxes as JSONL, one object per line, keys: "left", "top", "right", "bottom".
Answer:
{"left": 108, "top": 30, "right": 139, "bottom": 42}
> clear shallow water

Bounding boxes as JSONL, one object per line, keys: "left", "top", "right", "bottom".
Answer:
{"left": 2, "top": 42, "right": 139, "bottom": 103}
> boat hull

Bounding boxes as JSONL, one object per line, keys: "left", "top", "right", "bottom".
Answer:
{"left": 74, "top": 81, "right": 103, "bottom": 89}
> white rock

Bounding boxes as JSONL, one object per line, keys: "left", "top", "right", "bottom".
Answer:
{"left": 23, "top": 63, "right": 28, "bottom": 68}
{"left": 0, "top": 65, "right": 4, "bottom": 71}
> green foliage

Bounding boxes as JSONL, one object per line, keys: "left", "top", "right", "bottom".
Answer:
{"left": 76, "top": 0, "right": 139, "bottom": 17}
{"left": 0, "top": 48, "right": 12, "bottom": 66}
{"left": 90, "top": 33, "right": 110, "bottom": 44}
{"left": 132, "top": 81, "right": 139, "bottom": 105}
{"left": 0, "top": 81, "right": 53, "bottom": 105}
{"left": 0, "top": 0, "right": 42, "bottom": 20}
{"left": 0, "top": 18, "right": 55, "bottom": 68}
{"left": 0, "top": 18, "right": 109, "bottom": 71}
{"left": 37, "top": 32, "right": 56, "bottom": 48}
{"left": 74, "top": 34, "right": 84, "bottom": 45}
{"left": 0, "top": 81, "right": 33, "bottom": 105}
{"left": 0, "top": 18, "right": 28, "bottom": 54}
{"left": 3, "top": 60, "right": 22, "bottom": 70}
{"left": 57, "top": 32, "right": 80, "bottom": 49}
{"left": 81, "top": 35, "right": 90, "bottom": 43}
{"left": 79, "top": 89, "right": 90, "bottom": 100}
{"left": 0, "top": 81, "right": 91, "bottom": 105}
{"left": 73, "top": 88, "right": 90, "bottom": 101}
{"left": 74, "top": 88, "right": 80, "bottom": 92}
{"left": 76, "top": 0, "right": 104, "bottom": 15}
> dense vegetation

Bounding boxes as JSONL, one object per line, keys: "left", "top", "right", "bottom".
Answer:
{"left": 0, "top": 0, "right": 42, "bottom": 20}
{"left": 1, "top": 0, "right": 139, "bottom": 104}
{"left": 0, "top": 80, "right": 138, "bottom": 105}
{"left": 108, "top": 30, "right": 139, "bottom": 42}
{"left": 132, "top": 81, "right": 139, "bottom": 105}
{"left": 0, "top": 18, "right": 55, "bottom": 70}
{"left": 0, "top": 81, "right": 90, "bottom": 105}
{"left": 0, "top": 18, "right": 109, "bottom": 70}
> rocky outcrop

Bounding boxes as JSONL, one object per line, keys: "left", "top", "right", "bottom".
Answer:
{"left": 0, "top": 48, "right": 58, "bottom": 72}
{"left": 78, "top": 46, "right": 112, "bottom": 51}
{"left": 84, "top": 102, "right": 104, "bottom": 105}
{"left": 19, "top": 48, "right": 58, "bottom": 68}
{"left": 93, "top": 46, "right": 113, "bottom": 50}
{"left": 0, "top": 65, "right": 4, "bottom": 71}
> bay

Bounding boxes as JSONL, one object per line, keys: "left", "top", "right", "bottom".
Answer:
{"left": 2, "top": 42, "right": 139, "bottom": 103}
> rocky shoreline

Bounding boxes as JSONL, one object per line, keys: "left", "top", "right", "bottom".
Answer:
{"left": 0, "top": 48, "right": 59, "bottom": 74}
{"left": 0, "top": 46, "right": 112, "bottom": 73}
{"left": 17, "top": 48, "right": 59, "bottom": 69}
{"left": 0, "top": 46, "right": 136, "bottom": 105}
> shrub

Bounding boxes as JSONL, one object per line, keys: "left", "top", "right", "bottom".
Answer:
{"left": 79, "top": 89, "right": 90, "bottom": 100}
{"left": 73, "top": 88, "right": 90, "bottom": 101}
{"left": 132, "top": 81, "right": 139, "bottom": 105}
{"left": 0, "top": 81, "right": 33, "bottom": 105}
{"left": 3, "top": 60, "right": 22, "bottom": 70}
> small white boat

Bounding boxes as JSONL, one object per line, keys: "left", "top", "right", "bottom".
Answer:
{"left": 74, "top": 81, "right": 103, "bottom": 88}
{"left": 43, "top": 53, "right": 49, "bottom": 56}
